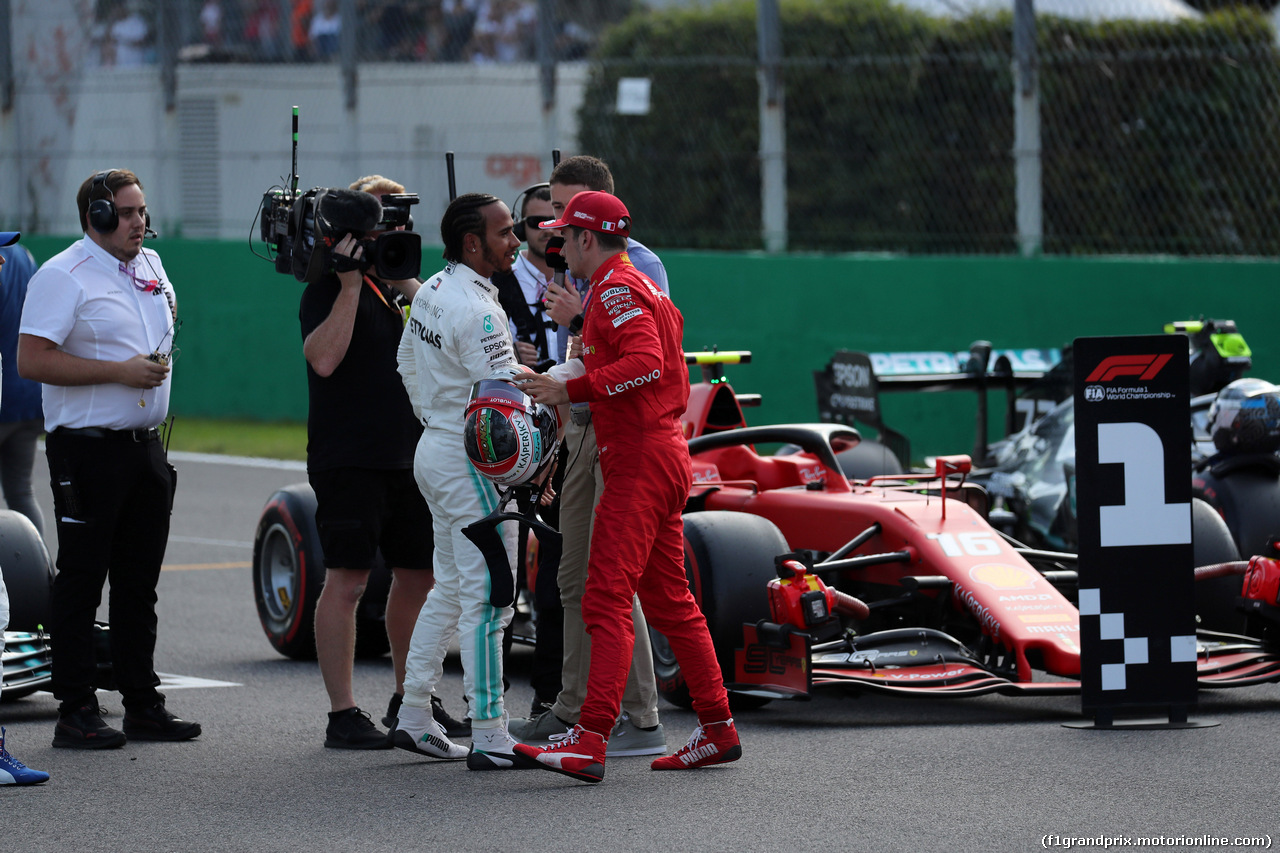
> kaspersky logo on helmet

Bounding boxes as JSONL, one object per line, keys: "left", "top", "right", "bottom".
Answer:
{"left": 1083, "top": 354, "right": 1176, "bottom": 403}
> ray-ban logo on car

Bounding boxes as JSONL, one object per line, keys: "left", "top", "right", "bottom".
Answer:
{"left": 1085, "top": 354, "right": 1172, "bottom": 383}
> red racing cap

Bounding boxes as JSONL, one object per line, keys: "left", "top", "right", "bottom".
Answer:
{"left": 539, "top": 191, "right": 631, "bottom": 238}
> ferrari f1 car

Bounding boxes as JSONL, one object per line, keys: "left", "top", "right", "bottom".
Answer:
{"left": 813, "top": 319, "right": 1280, "bottom": 634}
{"left": 656, "top": 354, "right": 1280, "bottom": 708}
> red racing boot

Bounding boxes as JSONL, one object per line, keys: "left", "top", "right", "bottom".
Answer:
{"left": 513, "top": 724, "right": 608, "bottom": 783}
{"left": 651, "top": 719, "right": 741, "bottom": 771}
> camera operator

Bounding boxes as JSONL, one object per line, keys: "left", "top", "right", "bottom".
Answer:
{"left": 300, "top": 175, "right": 465, "bottom": 750}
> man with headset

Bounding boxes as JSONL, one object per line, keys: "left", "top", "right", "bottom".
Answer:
{"left": 495, "top": 183, "right": 558, "bottom": 370}
{"left": 18, "top": 169, "right": 199, "bottom": 749}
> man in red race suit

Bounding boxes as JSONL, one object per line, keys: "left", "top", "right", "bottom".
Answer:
{"left": 512, "top": 191, "right": 741, "bottom": 784}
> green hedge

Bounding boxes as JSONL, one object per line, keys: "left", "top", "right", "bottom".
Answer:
{"left": 579, "top": 1, "right": 763, "bottom": 250}
{"left": 580, "top": 1, "right": 1280, "bottom": 255}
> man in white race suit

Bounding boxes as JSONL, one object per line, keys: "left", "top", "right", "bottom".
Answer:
{"left": 393, "top": 192, "right": 529, "bottom": 770}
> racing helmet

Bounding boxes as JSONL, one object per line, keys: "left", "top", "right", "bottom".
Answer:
{"left": 463, "top": 367, "right": 560, "bottom": 486}
{"left": 1208, "top": 378, "right": 1280, "bottom": 455}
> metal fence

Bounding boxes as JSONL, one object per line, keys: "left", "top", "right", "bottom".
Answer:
{"left": 3, "top": 0, "right": 1279, "bottom": 255}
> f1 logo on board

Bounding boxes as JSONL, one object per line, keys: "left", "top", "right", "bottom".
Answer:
{"left": 1084, "top": 354, "right": 1176, "bottom": 403}
{"left": 1085, "top": 354, "right": 1172, "bottom": 383}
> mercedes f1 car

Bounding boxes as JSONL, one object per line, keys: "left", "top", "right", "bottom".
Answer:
{"left": 0, "top": 510, "right": 55, "bottom": 700}
{"left": 655, "top": 353, "right": 1280, "bottom": 709}
{"left": 0, "top": 509, "right": 117, "bottom": 702}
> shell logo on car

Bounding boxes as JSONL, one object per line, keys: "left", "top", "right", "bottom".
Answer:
{"left": 969, "top": 563, "right": 1038, "bottom": 591}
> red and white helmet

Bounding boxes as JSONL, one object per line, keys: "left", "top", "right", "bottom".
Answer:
{"left": 463, "top": 367, "right": 561, "bottom": 486}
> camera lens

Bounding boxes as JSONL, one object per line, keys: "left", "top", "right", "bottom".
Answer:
{"left": 373, "top": 232, "right": 421, "bottom": 280}
{"left": 382, "top": 239, "right": 406, "bottom": 268}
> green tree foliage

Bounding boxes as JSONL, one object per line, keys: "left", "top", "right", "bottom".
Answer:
{"left": 579, "top": 1, "right": 1280, "bottom": 255}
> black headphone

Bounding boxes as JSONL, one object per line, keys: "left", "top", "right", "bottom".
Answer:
{"left": 511, "top": 182, "right": 550, "bottom": 242}
{"left": 87, "top": 169, "right": 154, "bottom": 236}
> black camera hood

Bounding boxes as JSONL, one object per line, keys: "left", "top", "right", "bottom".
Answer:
{"left": 316, "top": 189, "right": 383, "bottom": 240}
{"left": 291, "top": 188, "right": 385, "bottom": 284}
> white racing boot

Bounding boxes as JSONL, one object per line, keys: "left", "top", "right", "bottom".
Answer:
{"left": 392, "top": 703, "right": 467, "bottom": 760}
{"left": 467, "top": 719, "right": 536, "bottom": 770}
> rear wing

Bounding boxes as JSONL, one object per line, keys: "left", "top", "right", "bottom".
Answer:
{"left": 682, "top": 350, "right": 760, "bottom": 439}
{"left": 814, "top": 342, "right": 1063, "bottom": 465}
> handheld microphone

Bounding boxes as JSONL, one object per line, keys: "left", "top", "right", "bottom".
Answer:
{"left": 544, "top": 236, "right": 566, "bottom": 276}
{"left": 544, "top": 237, "right": 567, "bottom": 327}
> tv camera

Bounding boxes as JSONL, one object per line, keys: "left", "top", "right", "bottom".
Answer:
{"left": 255, "top": 107, "right": 422, "bottom": 284}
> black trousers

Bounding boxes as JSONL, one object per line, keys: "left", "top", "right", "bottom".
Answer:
{"left": 527, "top": 445, "right": 567, "bottom": 704}
{"left": 46, "top": 429, "right": 175, "bottom": 713}
{"left": 529, "top": 524, "right": 564, "bottom": 703}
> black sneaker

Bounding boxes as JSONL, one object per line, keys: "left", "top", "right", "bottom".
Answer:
{"left": 431, "top": 695, "right": 471, "bottom": 738}
{"left": 325, "top": 707, "right": 393, "bottom": 750}
{"left": 122, "top": 703, "right": 202, "bottom": 742}
{"left": 529, "top": 697, "right": 555, "bottom": 718}
{"left": 52, "top": 702, "right": 127, "bottom": 750}
{"left": 382, "top": 693, "right": 403, "bottom": 729}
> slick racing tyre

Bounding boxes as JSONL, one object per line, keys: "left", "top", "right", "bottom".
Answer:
{"left": 0, "top": 509, "right": 54, "bottom": 632}
{"left": 651, "top": 511, "right": 788, "bottom": 711}
{"left": 253, "top": 484, "right": 391, "bottom": 660}
{"left": 1193, "top": 459, "right": 1280, "bottom": 564}
{"left": 1191, "top": 497, "right": 1245, "bottom": 634}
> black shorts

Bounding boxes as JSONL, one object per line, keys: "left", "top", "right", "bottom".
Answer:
{"left": 308, "top": 466, "right": 433, "bottom": 571}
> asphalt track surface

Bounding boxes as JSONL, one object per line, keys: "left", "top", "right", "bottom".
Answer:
{"left": 2, "top": 451, "right": 1279, "bottom": 853}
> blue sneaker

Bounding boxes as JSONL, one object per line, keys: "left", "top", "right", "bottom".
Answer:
{"left": 0, "top": 727, "right": 50, "bottom": 785}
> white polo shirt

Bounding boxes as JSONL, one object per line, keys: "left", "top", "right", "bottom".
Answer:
{"left": 20, "top": 237, "right": 177, "bottom": 431}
